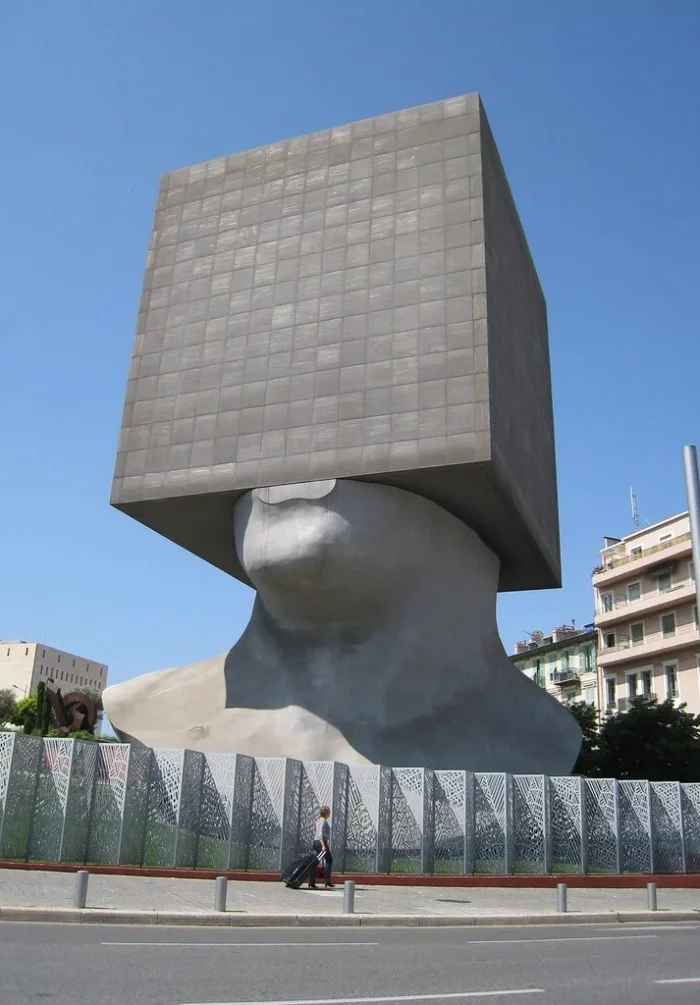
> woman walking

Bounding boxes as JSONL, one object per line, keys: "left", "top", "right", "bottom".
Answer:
{"left": 310, "top": 806, "right": 334, "bottom": 889}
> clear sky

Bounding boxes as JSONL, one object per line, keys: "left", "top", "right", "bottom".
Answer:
{"left": 1, "top": 1, "right": 699, "bottom": 690}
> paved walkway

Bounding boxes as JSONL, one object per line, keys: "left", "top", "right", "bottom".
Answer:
{"left": 1, "top": 868, "right": 700, "bottom": 922}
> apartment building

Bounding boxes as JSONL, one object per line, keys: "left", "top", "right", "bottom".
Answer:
{"left": 592, "top": 513, "right": 700, "bottom": 715}
{"left": 511, "top": 624, "right": 599, "bottom": 709}
{"left": 0, "top": 641, "right": 108, "bottom": 702}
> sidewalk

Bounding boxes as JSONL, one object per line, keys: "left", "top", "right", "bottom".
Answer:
{"left": 2, "top": 868, "right": 699, "bottom": 927}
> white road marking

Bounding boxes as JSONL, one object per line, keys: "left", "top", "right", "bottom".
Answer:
{"left": 656, "top": 977, "right": 700, "bottom": 984}
{"left": 102, "top": 941, "right": 378, "bottom": 948}
{"left": 467, "top": 934, "right": 658, "bottom": 945}
{"left": 597, "top": 925, "right": 699, "bottom": 932}
{"left": 180, "top": 993, "right": 546, "bottom": 1005}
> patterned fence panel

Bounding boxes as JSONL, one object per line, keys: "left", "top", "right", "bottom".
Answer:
{"left": 474, "top": 773, "right": 511, "bottom": 874}
{"left": 248, "top": 757, "right": 287, "bottom": 872}
{"left": 28, "top": 739, "right": 75, "bottom": 862}
{"left": 585, "top": 778, "right": 620, "bottom": 874}
{"left": 331, "top": 761, "right": 349, "bottom": 871}
{"left": 297, "top": 761, "right": 335, "bottom": 864}
{"left": 650, "top": 782, "right": 685, "bottom": 874}
{"left": 618, "top": 780, "right": 652, "bottom": 874}
{"left": 389, "top": 768, "right": 431, "bottom": 875}
{"left": 433, "top": 770, "right": 470, "bottom": 874}
{"left": 0, "top": 733, "right": 42, "bottom": 860}
{"left": 681, "top": 783, "right": 700, "bottom": 873}
{"left": 344, "top": 764, "right": 391, "bottom": 873}
{"left": 549, "top": 776, "right": 585, "bottom": 874}
{"left": 61, "top": 741, "right": 99, "bottom": 863}
{"left": 87, "top": 744, "right": 131, "bottom": 865}
{"left": 196, "top": 752, "right": 238, "bottom": 871}
{"left": 512, "top": 775, "right": 548, "bottom": 875}
{"left": 142, "top": 749, "right": 204, "bottom": 868}
{"left": 280, "top": 759, "right": 303, "bottom": 871}
{"left": 229, "top": 754, "right": 255, "bottom": 869}
{"left": 174, "top": 750, "right": 205, "bottom": 868}
{"left": 119, "top": 747, "right": 153, "bottom": 865}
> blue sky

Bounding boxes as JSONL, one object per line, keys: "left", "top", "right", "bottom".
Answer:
{"left": 1, "top": 1, "right": 699, "bottom": 689}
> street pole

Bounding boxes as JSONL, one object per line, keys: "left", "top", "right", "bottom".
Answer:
{"left": 683, "top": 446, "right": 700, "bottom": 622}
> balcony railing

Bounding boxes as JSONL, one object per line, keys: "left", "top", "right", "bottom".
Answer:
{"left": 598, "top": 581, "right": 694, "bottom": 616}
{"left": 596, "top": 532, "right": 691, "bottom": 575}
{"left": 551, "top": 668, "right": 580, "bottom": 685}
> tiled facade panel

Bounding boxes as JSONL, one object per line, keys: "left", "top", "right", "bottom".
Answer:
{"left": 112, "top": 94, "right": 559, "bottom": 590}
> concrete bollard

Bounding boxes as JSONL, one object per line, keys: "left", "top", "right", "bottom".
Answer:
{"left": 647, "top": 882, "right": 658, "bottom": 911}
{"left": 343, "top": 880, "right": 355, "bottom": 914}
{"left": 214, "top": 876, "right": 228, "bottom": 913}
{"left": 73, "top": 870, "right": 89, "bottom": 910}
{"left": 556, "top": 882, "right": 567, "bottom": 913}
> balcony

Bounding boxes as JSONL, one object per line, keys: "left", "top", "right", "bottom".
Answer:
{"left": 597, "top": 622, "right": 700, "bottom": 667}
{"left": 551, "top": 668, "right": 580, "bottom": 685}
{"left": 596, "top": 582, "right": 697, "bottom": 627}
{"left": 593, "top": 533, "right": 692, "bottom": 587}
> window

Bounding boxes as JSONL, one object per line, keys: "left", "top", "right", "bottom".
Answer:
{"left": 642, "top": 670, "right": 653, "bottom": 696}
{"left": 630, "top": 622, "right": 645, "bottom": 645}
{"left": 691, "top": 562, "right": 695, "bottom": 583}
{"left": 602, "top": 593, "right": 614, "bottom": 613}
{"left": 660, "top": 533, "right": 673, "bottom": 544}
{"left": 661, "top": 613, "right": 676, "bottom": 638}
{"left": 584, "top": 646, "right": 594, "bottom": 671}
{"left": 606, "top": 678, "right": 616, "bottom": 708}
{"left": 605, "top": 632, "right": 616, "bottom": 649}
{"left": 627, "top": 673, "right": 638, "bottom": 698}
{"left": 665, "top": 664, "right": 678, "bottom": 698}
{"left": 72, "top": 659, "right": 75, "bottom": 668}
{"left": 534, "top": 659, "right": 544, "bottom": 688}
{"left": 57, "top": 654, "right": 61, "bottom": 663}
{"left": 583, "top": 687, "right": 596, "bottom": 705}
{"left": 42, "top": 649, "right": 45, "bottom": 658}
{"left": 658, "top": 572, "right": 672, "bottom": 593}
{"left": 25, "top": 647, "right": 28, "bottom": 656}
{"left": 627, "top": 582, "right": 641, "bottom": 603}
{"left": 694, "top": 605, "right": 698, "bottom": 627}
{"left": 631, "top": 547, "right": 642, "bottom": 557}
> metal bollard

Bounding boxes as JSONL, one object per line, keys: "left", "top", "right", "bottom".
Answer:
{"left": 73, "top": 870, "right": 89, "bottom": 910}
{"left": 556, "top": 883, "right": 567, "bottom": 913}
{"left": 647, "top": 882, "right": 658, "bottom": 911}
{"left": 214, "top": 876, "right": 228, "bottom": 913}
{"left": 343, "top": 880, "right": 355, "bottom": 914}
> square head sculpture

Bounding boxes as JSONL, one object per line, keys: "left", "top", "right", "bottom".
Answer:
{"left": 111, "top": 93, "right": 560, "bottom": 592}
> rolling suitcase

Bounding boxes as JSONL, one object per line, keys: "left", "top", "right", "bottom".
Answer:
{"left": 282, "top": 851, "right": 324, "bottom": 889}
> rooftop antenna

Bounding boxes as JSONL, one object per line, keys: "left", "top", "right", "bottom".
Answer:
{"left": 630, "top": 488, "right": 641, "bottom": 531}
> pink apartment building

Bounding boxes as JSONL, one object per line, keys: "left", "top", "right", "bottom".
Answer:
{"left": 593, "top": 513, "right": 700, "bottom": 716}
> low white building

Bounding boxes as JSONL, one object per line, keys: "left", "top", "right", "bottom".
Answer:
{"left": 0, "top": 641, "right": 108, "bottom": 700}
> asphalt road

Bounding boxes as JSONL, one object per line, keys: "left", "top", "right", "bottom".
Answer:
{"left": 3, "top": 922, "right": 700, "bottom": 1005}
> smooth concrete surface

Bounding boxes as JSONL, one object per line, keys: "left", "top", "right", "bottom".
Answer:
{"left": 112, "top": 93, "right": 560, "bottom": 592}
{"left": 4, "top": 921, "right": 700, "bottom": 1005}
{"left": 104, "top": 480, "right": 581, "bottom": 773}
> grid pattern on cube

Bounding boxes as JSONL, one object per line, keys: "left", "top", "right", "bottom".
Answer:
{"left": 115, "top": 95, "right": 487, "bottom": 500}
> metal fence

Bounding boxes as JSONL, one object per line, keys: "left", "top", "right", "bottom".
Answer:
{"left": 1, "top": 732, "right": 699, "bottom": 874}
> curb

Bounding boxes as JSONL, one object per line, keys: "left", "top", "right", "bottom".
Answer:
{"left": 1, "top": 907, "right": 698, "bottom": 927}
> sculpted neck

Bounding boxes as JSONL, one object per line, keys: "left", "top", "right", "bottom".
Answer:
{"left": 225, "top": 543, "right": 502, "bottom": 728}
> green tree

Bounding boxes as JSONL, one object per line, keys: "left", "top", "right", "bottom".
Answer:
{"left": 12, "top": 695, "right": 38, "bottom": 734}
{"left": 0, "top": 688, "right": 17, "bottom": 726}
{"left": 597, "top": 696, "right": 700, "bottom": 782}
{"left": 68, "top": 730, "right": 98, "bottom": 742}
{"left": 568, "top": 701, "right": 601, "bottom": 777}
{"left": 35, "top": 681, "right": 46, "bottom": 736}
